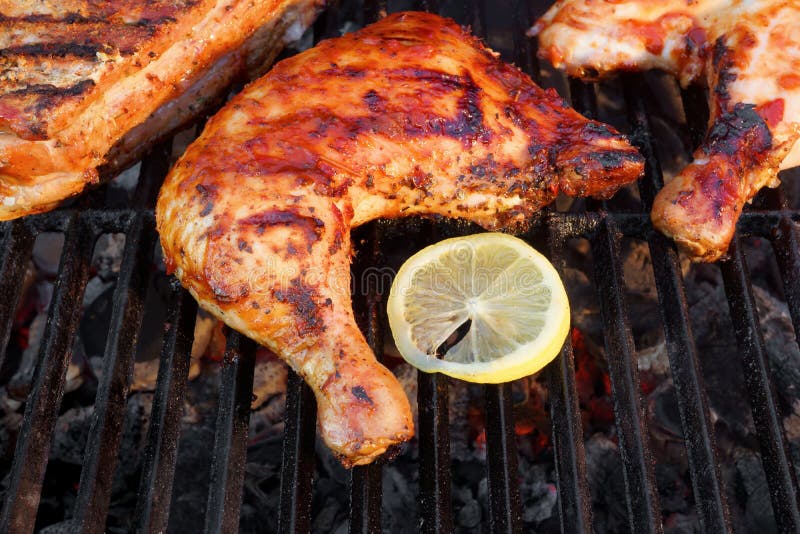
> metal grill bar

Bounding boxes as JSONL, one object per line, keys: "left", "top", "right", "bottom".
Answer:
{"left": 72, "top": 212, "right": 156, "bottom": 533}
{"left": 133, "top": 140, "right": 174, "bottom": 210}
{"left": 134, "top": 284, "right": 198, "bottom": 532}
{"left": 773, "top": 217, "right": 800, "bottom": 336}
{"left": 350, "top": 223, "right": 385, "bottom": 533}
{"left": 0, "top": 221, "right": 34, "bottom": 376}
{"left": 278, "top": 371, "right": 317, "bottom": 533}
{"left": 465, "top": 0, "right": 486, "bottom": 40}
{"left": 414, "top": 0, "right": 437, "bottom": 15}
{"left": 204, "top": 331, "right": 258, "bottom": 533}
{"left": 546, "top": 220, "right": 592, "bottom": 533}
{"left": 591, "top": 217, "right": 663, "bottom": 533}
{"left": 510, "top": 0, "right": 534, "bottom": 75}
{"left": 315, "top": 0, "right": 340, "bottom": 40}
{"left": 364, "top": 0, "right": 386, "bottom": 25}
{"left": 568, "top": 79, "right": 598, "bottom": 121}
{"left": 567, "top": 76, "right": 663, "bottom": 532}
{"left": 623, "top": 75, "right": 732, "bottom": 533}
{"left": 418, "top": 372, "right": 453, "bottom": 533}
{"left": 646, "top": 231, "right": 733, "bottom": 532}
{"left": 679, "top": 85, "right": 710, "bottom": 149}
{"left": 545, "top": 343, "right": 591, "bottom": 533}
{"left": 484, "top": 383, "right": 522, "bottom": 533}
{"left": 619, "top": 77, "right": 664, "bottom": 209}
{"left": 349, "top": 464, "right": 382, "bottom": 533}
{"left": 720, "top": 239, "right": 800, "bottom": 532}
{"left": 0, "top": 214, "right": 95, "bottom": 534}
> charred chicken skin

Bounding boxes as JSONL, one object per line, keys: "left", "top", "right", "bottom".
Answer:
{"left": 157, "top": 11, "right": 644, "bottom": 465}
{"left": 0, "top": 0, "right": 323, "bottom": 220}
{"left": 531, "top": 0, "right": 800, "bottom": 261}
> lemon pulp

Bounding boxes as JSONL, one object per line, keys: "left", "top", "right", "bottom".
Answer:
{"left": 387, "top": 233, "right": 570, "bottom": 383}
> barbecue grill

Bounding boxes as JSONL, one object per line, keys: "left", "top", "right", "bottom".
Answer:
{"left": 1, "top": 0, "right": 799, "bottom": 532}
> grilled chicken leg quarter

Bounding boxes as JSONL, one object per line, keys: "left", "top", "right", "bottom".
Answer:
{"left": 532, "top": 0, "right": 800, "bottom": 262}
{"left": 157, "top": 11, "right": 644, "bottom": 465}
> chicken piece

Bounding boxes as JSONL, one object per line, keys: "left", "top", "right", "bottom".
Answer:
{"left": 156, "top": 11, "right": 644, "bottom": 466}
{"left": 0, "top": 0, "right": 324, "bottom": 220}
{"left": 531, "top": 0, "right": 800, "bottom": 261}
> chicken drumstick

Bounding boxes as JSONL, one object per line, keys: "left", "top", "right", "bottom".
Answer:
{"left": 532, "top": 0, "right": 800, "bottom": 261}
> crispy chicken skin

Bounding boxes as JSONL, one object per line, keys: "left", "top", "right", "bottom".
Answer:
{"left": 157, "top": 11, "right": 643, "bottom": 465}
{"left": 0, "top": 0, "right": 324, "bottom": 220}
{"left": 531, "top": 0, "right": 800, "bottom": 261}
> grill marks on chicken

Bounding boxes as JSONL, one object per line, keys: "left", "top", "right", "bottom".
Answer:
{"left": 0, "top": 0, "right": 200, "bottom": 139}
{"left": 531, "top": 0, "right": 800, "bottom": 262}
{"left": 0, "top": 0, "right": 324, "bottom": 219}
{"left": 157, "top": 11, "right": 643, "bottom": 465}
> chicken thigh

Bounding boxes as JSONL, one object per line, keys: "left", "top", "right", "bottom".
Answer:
{"left": 157, "top": 11, "right": 644, "bottom": 465}
{"left": 532, "top": 0, "right": 800, "bottom": 261}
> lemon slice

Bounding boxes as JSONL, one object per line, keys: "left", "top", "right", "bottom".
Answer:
{"left": 387, "top": 233, "right": 570, "bottom": 383}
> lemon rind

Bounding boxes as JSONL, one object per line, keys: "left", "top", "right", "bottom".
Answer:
{"left": 387, "top": 233, "right": 571, "bottom": 384}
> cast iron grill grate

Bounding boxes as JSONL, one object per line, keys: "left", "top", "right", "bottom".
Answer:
{"left": 0, "top": 0, "right": 798, "bottom": 532}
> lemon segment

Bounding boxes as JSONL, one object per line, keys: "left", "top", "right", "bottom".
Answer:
{"left": 387, "top": 233, "right": 570, "bottom": 383}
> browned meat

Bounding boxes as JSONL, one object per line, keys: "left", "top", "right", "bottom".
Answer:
{"left": 157, "top": 11, "right": 644, "bottom": 465}
{"left": 0, "top": 0, "right": 324, "bottom": 219}
{"left": 531, "top": 0, "right": 800, "bottom": 262}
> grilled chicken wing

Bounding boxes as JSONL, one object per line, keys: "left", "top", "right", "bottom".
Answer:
{"left": 531, "top": 0, "right": 800, "bottom": 261}
{"left": 0, "top": 0, "right": 323, "bottom": 220}
{"left": 157, "top": 11, "right": 644, "bottom": 465}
